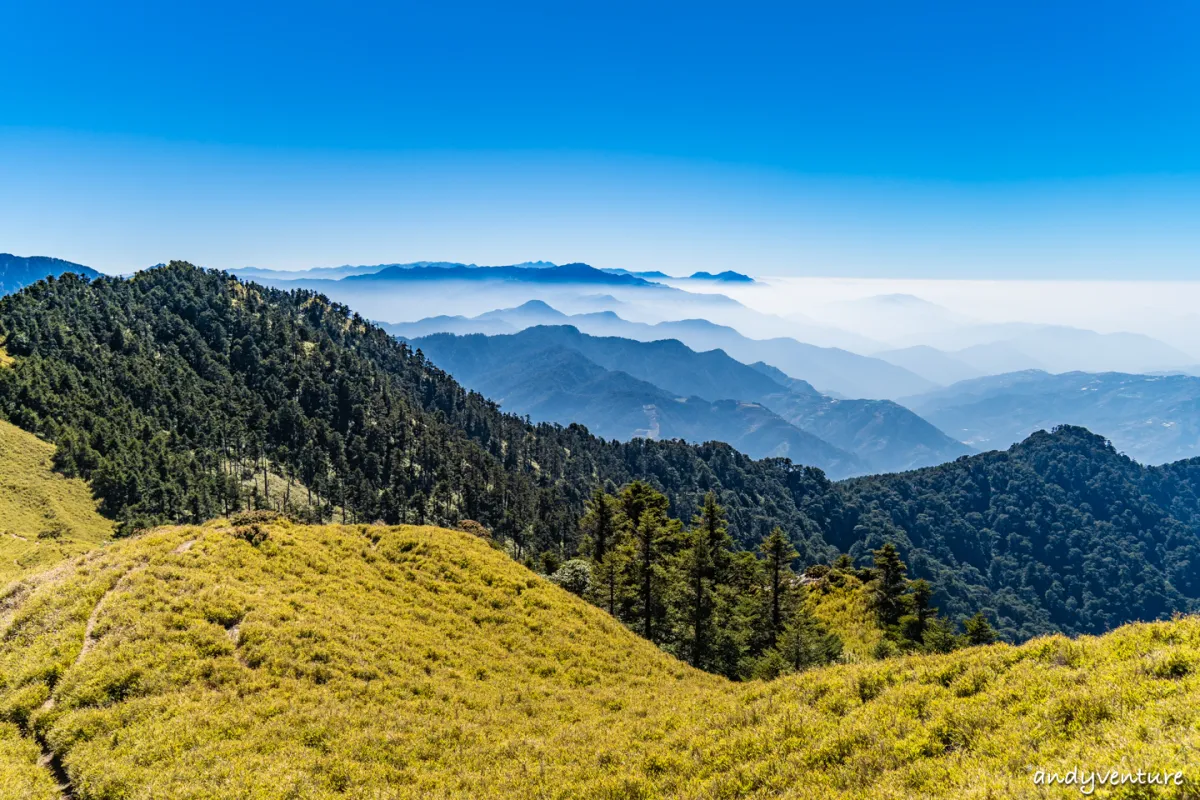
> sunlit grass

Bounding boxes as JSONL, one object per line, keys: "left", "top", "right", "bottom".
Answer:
{"left": 805, "top": 572, "right": 884, "bottom": 661}
{"left": 0, "top": 520, "right": 1196, "bottom": 798}
{"left": 0, "top": 419, "right": 114, "bottom": 583}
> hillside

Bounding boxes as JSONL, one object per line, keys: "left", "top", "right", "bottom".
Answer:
{"left": 903, "top": 369, "right": 1200, "bottom": 464}
{"left": 0, "top": 419, "right": 113, "bottom": 582}
{"left": 0, "top": 264, "right": 842, "bottom": 561}
{"left": 2, "top": 266, "right": 1200, "bottom": 643}
{"left": 834, "top": 426, "right": 1200, "bottom": 639}
{"left": 1, "top": 520, "right": 1196, "bottom": 799}
{"left": 0, "top": 254, "right": 101, "bottom": 296}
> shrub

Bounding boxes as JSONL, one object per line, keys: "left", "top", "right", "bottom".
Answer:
{"left": 550, "top": 559, "right": 592, "bottom": 596}
{"left": 749, "top": 649, "right": 789, "bottom": 680}
{"left": 37, "top": 520, "right": 70, "bottom": 540}
{"left": 457, "top": 520, "right": 491, "bottom": 540}
{"left": 232, "top": 524, "right": 270, "bottom": 546}
{"left": 872, "top": 638, "right": 899, "bottom": 660}
{"left": 1144, "top": 650, "right": 1192, "bottom": 680}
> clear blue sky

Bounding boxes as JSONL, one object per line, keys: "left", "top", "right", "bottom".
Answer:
{"left": 2, "top": 1, "right": 1198, "bottom": 277}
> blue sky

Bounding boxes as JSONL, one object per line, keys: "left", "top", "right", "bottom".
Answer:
{"left": 2, "top": 1, "right": 1198, "bottom": 277}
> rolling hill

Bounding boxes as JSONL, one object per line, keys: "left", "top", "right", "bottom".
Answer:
{"left": 0, "top": 518, "right": 1196, "bottom": 798}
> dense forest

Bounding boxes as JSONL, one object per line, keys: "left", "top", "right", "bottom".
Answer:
{"left": 834, "top": 428, "right": 1200, "bottom": 638}
{"left": 0, "top": 264, "right": 842, "bottom": 557}
{"left": 0, "top": 263, "right": 1197, "bottom": 643}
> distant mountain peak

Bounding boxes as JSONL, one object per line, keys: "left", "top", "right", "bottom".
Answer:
{"left": 688, "top": 270, "right": 756, "bottom": 283}
{"left": 514, "top": 299, "right": 559, "bottom": 312}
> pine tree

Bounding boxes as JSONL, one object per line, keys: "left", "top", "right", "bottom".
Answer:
{"left": 593, "top": 546, "right": 628, "bottom": 618}
{"left": 777, "top": 607, "right": 843, "bottom": 671}
{"left": 870, "top": 542, "right": 909, "bottom": 627}
{"left": 579, "top": 486, "right": 620, "bottom": 561}
{"left": 682, "top": 491, "right": 732, "bottom": 668}
{"left": 901, "top": 577, "right": 935, "bottom": 644}
{"left": 964, "top": 611, "right": 999, "bottom": 645}
{"left": 922, "top": 616, "right": 961, "bottom": 653}
{"left": 622, "top": 481, "right": 672, "bottom": 643}
{"left": 760, "top": 526, "right": 798, "bottom": 646}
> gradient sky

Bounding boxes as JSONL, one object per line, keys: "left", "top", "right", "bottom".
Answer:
{"left": 2, "top": 1, "right": 1199, "bottom": 277}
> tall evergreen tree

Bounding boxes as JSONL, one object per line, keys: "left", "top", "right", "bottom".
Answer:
{"left": 777, "top": 607, "right": 843, "bottom": 671}
{"left": 621, "top": 481, "right": 673, "bottom": 643}
{"left": 870, "top": 542, "right": 909, "bottom": 627}
{"left": 593, "top": 546, "right": 628, "bottom": 618}
{"left": 964, "top": 611, "right": 999, "bottom": 645}
{"left": 579, "top": 486, "right": 620, "bottom": 561}
{"left": 760, "top": 526, "right": 798, "bottom": 646}
{"left": 682, "top": 491, "right": 732, "bottom": 668}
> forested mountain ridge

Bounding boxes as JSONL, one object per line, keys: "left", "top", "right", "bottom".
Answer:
{"left": 1, "top": 264, "right": 1199, "bottom": 642}
{"left": 0, "top": 253, "right": 102, "bottom": 296}
{"left": 834, "top": 426, "right": 1200, "bottom": 639}
{"left": 0, "top": 264, "right": 842, "bottom": 560}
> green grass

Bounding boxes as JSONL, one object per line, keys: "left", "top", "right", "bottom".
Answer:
{"left": 0, "top": 419, "right": 114, "bottom": 583}
{"left": 0, "top": 519, "right": 1196, "bottom": 798}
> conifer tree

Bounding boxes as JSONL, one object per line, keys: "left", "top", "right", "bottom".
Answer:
{"left": 777, "top": 607, "right": 843, "bottom": 671}
{"left": 579, "top": 486, "right": 620, "bottom": 561}
{"left": 870, "top": 542, "right": 909, "bottom": 627}
{"left": 760, "top": 526, "right": 798, "bottom": 646}
{"left": 964, "top": 611, "right": 999, "bottom": 645}
{"left": 593, "top": 546, "right": 628, "bottom": 618}
{"left": 622, "top": 481, "right": 672, "bottom": 643}
{"left": 682, "top": 491, "right": 732, "bottom": 668}
{"left": 901, "top": 577, "right": 935, "bottom": 643}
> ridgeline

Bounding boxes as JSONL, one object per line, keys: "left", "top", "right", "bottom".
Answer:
{"left": 0, "top": 264, "right": 1198, "bottom": 641}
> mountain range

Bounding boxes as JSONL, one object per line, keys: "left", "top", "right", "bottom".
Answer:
{"left": 1, "top": 263, "right": 1199, "bottom": 642}
{"left": 404, "top": 329, "right": 864, "bottom": 475}
{"left": 902, "top": 369, "right": 1200, "bottom": 464}
{"left": 389, "top": 300, "right": 937, "bottom": 399}
{"left": 0, "top": 253, "right": 101, "bottom": 296}
{"left": 405, "top": 325, "right": 970, "bottom": 475}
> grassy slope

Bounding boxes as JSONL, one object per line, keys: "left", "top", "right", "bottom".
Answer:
{"left": 805, "top": 573, "right": 884, "bottom": 661}
{"left": 0, "top": 522, "right": 1196, "bottom": 799}
{"left": 0, "top": 418, "right": 114, "bottom": 582}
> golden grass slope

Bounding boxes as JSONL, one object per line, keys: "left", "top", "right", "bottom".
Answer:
{"left": 0, "top": 520, "right": 1197, "bottom": 799}
{"left": 804, "top": 572, "right": 884, "bottom": 661}
{"left": 0, "top": 419, "right": 114, "bottom": 582}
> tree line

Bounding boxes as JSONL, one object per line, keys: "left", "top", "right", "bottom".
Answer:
{"left": 524, "top": 483, "right": 995, "bottom": 679}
